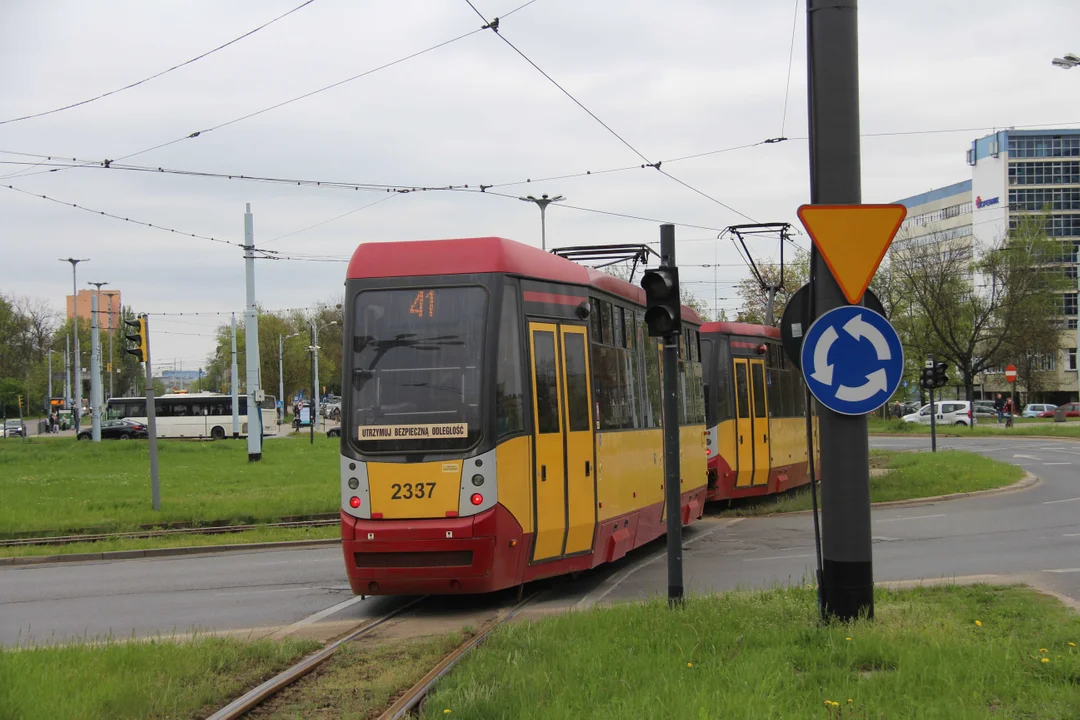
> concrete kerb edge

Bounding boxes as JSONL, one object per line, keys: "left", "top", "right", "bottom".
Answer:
{"left": 0, "top": 538, "right": 341, "bottom": 567}
{"left": 868, "top": 432, "right": 1080, "bottom": 442}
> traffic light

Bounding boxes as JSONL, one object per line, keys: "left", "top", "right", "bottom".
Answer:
{"left": 17, "top": 395, "right": 22, "bottom": 410}
{"left": 125, "top": 316, "right": 148, "bottom": 362}
{"left": 919, "top": 366, "right": 935, "bottom": 390}
{"left": 933, "top": 361, "right": 948, "bottom": 389}
{"left": 641, "top": 266, "right": 681, "bottom": 337}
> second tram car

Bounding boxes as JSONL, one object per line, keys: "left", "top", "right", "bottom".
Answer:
{"left": 700, "top": 322, "right": 818, "bottom": 502}
{"left": 339, "top": 237, "right": 708, "bottom": 595}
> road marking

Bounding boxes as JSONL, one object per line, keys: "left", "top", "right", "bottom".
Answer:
{"left": 1043, "top": 462, "right": 1072, "bottom": 465}
{"left": 1013, "top": 454, "right": 1042, "bottom": 461}
{"left": 1045, "top": 568, "right": 1080, "bottom": 574}
{"left": 1042, "top": 497, "right": 1080, "bottom": 505}
{"left": 269, "top": 594, "right": 366, "bottom": 639}
{"left": 875, "top": 513, "right": 946, "bottom": 523}
{"left": 214, "top": 586, "right": 322, "bottom": 596}
{"left": 1062, "top": 533, "right": 1080, "bottom": 537}
{"left": 742, "top": 553, "right": 816, "bottom": 562}
{"left": 580, "top": 519, "right": 744, "bottom": 607}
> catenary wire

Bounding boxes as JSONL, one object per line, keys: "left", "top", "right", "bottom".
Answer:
{"left": 780, "top": 0, "right": 800, "bottom": 137}
{"left": 0, "top": 0, "right": 319, "bottom": 126}
{"left": 259, "top": 194, "right": 399, "bottom": 246}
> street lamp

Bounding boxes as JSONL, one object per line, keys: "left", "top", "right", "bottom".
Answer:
{"left": 518, "top": 194, "right": 565, "bottom": 251}
{"left": 311, "top": 320, "right": 338, "bottom": 425}
{"left": 1053, "top": 52, "right": 1080, "bottom": 396}
{"left": 278, "top": 332, "right": 301, "bottom": 424}
{"left": 60, "top": 258, "right": 89, "bottom": 434}
{"left": 102, "top": 291, "right": 120, "bottom": 399}
{"left": 88, "top": 281, "right": 108, "bottom": 441}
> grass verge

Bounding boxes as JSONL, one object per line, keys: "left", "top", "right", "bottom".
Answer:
{"left": 0, "top": 524, "right": 340, "bottom": 559}
{"left": 0, "top": 635, "right": 319, "bottom": 720}
{"left": 424, "top": 584, "right": 1080, "bottom": 719}
{"left": 249, "top": 632, "right": 464, "bottom": 719}
{"left": 721, "top": 450, "right": 1023, "bottom": 517}
{"left": 0, "top": 435, "right": 339, "bottom": 537}
{"left": 868, "top": 417, "right": 1080, "bottom": 437}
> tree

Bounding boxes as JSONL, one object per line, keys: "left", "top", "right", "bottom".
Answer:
{"left": 734, "top": 252, "right": 810, "bottom": 326}
{"left": 892, "top": 215, "right": 1064, "bottom": 401}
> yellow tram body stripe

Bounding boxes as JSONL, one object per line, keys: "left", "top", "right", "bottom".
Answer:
{"left": 496, "top": 435, "right": 533, "bottom": 534}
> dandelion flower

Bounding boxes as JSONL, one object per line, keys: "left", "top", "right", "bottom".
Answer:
{"left": 824, "top": 700, "right": 831, "bottom": 706}
{"left": 444, "top": 711, "right": 452, "bottom": 715}
{"left": 687, "top": 662, "right": 693, "bottom": 668}
{"left": 1040, "top": 648, "right": 1048, "bottom": 653}
{"left": 845, "top": 637, "right": 851, "bottom": 641}
{"left": 1041, "top": 658, "right": 1050, "bottom": 663}
{"left": 832, "top": 701, "right": 841, "bottom": 707}
{"left": 1070, "top": 642, "right": 1076, "bottom": 648}
{"left": 975, "top": 620, "right": 982, "bottom": 627}
{"left": 847, "top": 699, "right": 853, "bottom": 703}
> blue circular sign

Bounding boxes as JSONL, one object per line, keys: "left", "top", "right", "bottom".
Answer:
{"left": 800, "top": 306, "right": 904, "bottom": 416}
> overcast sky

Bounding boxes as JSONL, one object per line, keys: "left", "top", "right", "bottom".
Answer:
{"left": 2, "top": 0, "right": 1078, "bottom": 369}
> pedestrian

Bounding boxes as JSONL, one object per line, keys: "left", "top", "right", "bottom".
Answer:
{"left": 892, "top": 401, "right": 902, "bottom": 419}
{"left": 993, "top": 392, "right": 1005, "bottom": 424}
{"left": 1003, "top": 396, "right": 1015, "bottom": 428}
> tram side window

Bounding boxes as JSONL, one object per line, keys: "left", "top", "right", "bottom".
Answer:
{"left": 563, "top": 333, "right": 591, "bottom": 431}
{"left": 735, "top": 363, "right": 750, "bottom": 418}
{"left": 496, "top": 291, "right": 525, "bottom": 436}
{"left": 589, "top": 299, "right": 603, "bottom": 343}
{"left": 600, "top": 301, "right": 614, "bottom": 345}
{"left": 613, "top": 306, "right": 625, "bottom": 348}
{"left": 533, "top": 331, "right": 560, "bottom": 434}
{"left": 643, "top": 333, "right": 662, "bottom": 427}
{"left": 592, "top": 344, "right": 623, "bottom": 429}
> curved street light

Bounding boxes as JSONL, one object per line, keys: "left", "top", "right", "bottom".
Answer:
{"left": 519, "top": 194, "right": 565, "bottom": 251}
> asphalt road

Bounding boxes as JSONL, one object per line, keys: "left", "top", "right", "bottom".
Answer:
{"left": 2, "top": 436, "right": 1077, "bottom": 646}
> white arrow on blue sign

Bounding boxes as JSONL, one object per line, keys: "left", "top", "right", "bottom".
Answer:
{"left": 801, "top": 305, "right": 904, "bottom": 415}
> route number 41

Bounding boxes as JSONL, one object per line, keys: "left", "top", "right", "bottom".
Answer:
{"left": 409, "top": 290, "right": 436, "bottom": 318}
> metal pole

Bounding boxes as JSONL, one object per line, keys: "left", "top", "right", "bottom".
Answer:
{"left": 540, "top": 203, "right": 547, "bottom": 252}
{"left": 90, "top": 291, "right": 102, "bottom": 441}
{"left": 309, "top": 331, "right": 315, "bottom": 446}
{"left": 230, "top": 313, "right": 240, "bottom": 438}
{"left": 278, "top": 334, "right": 285, "bottom": 427}
{"left": 47, "top": 350, "right": 53, "bottom": 407}
{"left": 312, "top": 322, "right": 321, "bottom": 430}
{"left": 105, "top": 291, "right": 118, "bottom": 399}
{"left": 929, "top": 384, "right": 937, "bottom": 452}
{"left": 244, "top": 203, "right": 263, "bottom": 462}
{"left": 61, "top": 258, "right": 88, "bottom": 434}
{"left": 65, "top": 336, "right": 71, "bottom": 413}
{"left": 806, "top": 0, "right": 873, "bottom": 621}
{"left": 659, "top": 223, "right": 684, "bottom": 607}
{"left": 143, "top": 314, "right": 161, "bottom": 511}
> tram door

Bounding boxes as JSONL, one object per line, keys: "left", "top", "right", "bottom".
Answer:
{"left": 749, "top": 359, "right": 770, "bottom": 486}
{"left": 528, "top": 322, "right": 596, "bottom": 562}
{"left": 733, "top": 359, "right": 754, "bottom": 488}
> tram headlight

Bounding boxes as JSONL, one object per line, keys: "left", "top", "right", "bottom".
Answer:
{"left": 349, "top": 496, "right": 361, "bottom": 508}
{"left": 348, "top": 477, "right": 359, "bottom": 489}
{"left": 471, "top": 474, "right": 485, "bottom": 487}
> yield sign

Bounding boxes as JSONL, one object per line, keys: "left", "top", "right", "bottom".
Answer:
{"left": 796, "top": 204, "right": 907, "bottom": 304}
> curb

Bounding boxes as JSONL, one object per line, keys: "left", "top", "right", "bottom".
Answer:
{"left": 869, "top": 432, "right": 1080, "bottom": 442}
{"left": 0, "top": 538, "right": 341, "bottom": 567}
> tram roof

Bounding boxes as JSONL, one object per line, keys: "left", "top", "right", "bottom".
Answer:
{"left": 700, "top": 321, "right": 781, "bottom": 339}
{"left": 347, "top": 236, "right": 702, "bottom": 324}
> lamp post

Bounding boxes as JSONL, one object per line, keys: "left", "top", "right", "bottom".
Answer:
{"left": 1053, "top": 52, "right": 1080, "bottom": 398}
{"left": 279, "top": 332, "right": 300, "bottom": 425}
{"left": 311, "top": 321, "right": 338, "bottom": 427}
{"left": 88, "top": 281, "right": 108, "bottom": 441}
{"left": 60, "top": 258, "right": 89, "bottom": 434}
{"left": 518, "top": 194, "right": 565, "bottom": 251}
{"left": 102, "top": 291, "right": 119, "bottom": 399}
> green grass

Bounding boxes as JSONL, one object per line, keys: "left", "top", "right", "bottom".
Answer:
{"left": 251, "top": 632, "right": 464, "bottom": 719}
{"left": 869, "top": 417, "right": 1080, "bottom": 438}
{"left": 0, "top": 635, "right": 319, "bottom": 720}
{"left": 0, "top": 524, "right": 340, "bottom": 558}
{"left": 424, "top": 585, "right": 1080, "bottom": 719}
{"left": 721, "top": 450, "right": 1023, "bottom": 516}
{"left": 0, "top": 436, "right": 340, "bottom": 537}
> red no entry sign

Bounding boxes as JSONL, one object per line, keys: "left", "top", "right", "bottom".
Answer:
{"left": 1005, "top": 364, "right": 1017, "bottom": 383}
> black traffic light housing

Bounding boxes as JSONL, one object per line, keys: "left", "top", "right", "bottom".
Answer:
{"left": 919, "top": 366, "right": 935, "bottom": 390}
{"left": 125, "top": 316, "right": 148, "bottom": 362}
{"left": 932, "top": 361, "right": 948, "bottom": 389}
{"left": 641, "top": 266, "right": 681, "bottom": 337}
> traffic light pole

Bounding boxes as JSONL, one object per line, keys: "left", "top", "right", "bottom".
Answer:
{"left": 143, "top": 315, "right": 161, "bottom": 511}
{"left": 806, "top": 0, "right": 873, "bottom": 621}
{"left": 660, "top": 224, "right": 684, "bottom": 607}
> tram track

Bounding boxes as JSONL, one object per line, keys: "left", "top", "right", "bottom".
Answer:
{"left": 205, "top": 590, "right": 542, "bottom": 720}
{"left": 0, "top": 518, "right": 338, "bottom": 548}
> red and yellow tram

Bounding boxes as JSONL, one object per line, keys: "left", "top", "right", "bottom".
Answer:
{"left": 700, "top": 322, "right": 818, "bottom": 502}
{"left": 339, "top": 237, "right": 708, "bottom": 595}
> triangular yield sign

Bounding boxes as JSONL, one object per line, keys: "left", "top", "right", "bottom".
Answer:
{"left": 796, "top": 204, "right": 907, "bottom": 304}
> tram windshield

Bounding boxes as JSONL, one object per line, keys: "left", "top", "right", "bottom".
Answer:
{"left": 350, "top": 286, "right": 486, "bottom": 453}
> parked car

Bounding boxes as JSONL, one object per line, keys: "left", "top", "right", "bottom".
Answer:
{"left": 3, "top": 419, "right": 26, "bottom": 438}
{"left": 972, "top": 400, "right": 997, "bottom": 417}
{"left": 326, "top": 426, "right": 341, "bottom": 438}
{"left": 1022, "top": 403, "right": 1056, "bottom": 419}
{"left": 902, "top": 401, "right": 974, "bottom": 426}
{"left": 76, "top": 418, "right": 148, "bottom": 440}
{"left": 1039, "top": 402, "right": 1080, "bottom": 418}
{"left": 322, "top": 401, "right": 341, "bottom": 421}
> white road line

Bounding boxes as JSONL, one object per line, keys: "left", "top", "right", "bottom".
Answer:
{"left": 742, "top": 553, "right": 815, "bottom": 563}
{"left": 1042, "top": 462, "right": 1072, "bottom": 466}
{"left": 1062, "top": 533, "right": 1080, "bottom": 537}
{"left": 1042, "top": 497, "right": 1080, "bottom": 505}
{"left": 1044, "top": 568, "right": 1080, "bottom": 574}
{"left": 269, "top": 594, "right": 366, "bottom": 639}
{"left": 580, "top": 519, "right": 744, "bottom": 607}
{"left": 875, "top": 513, "right": 946, "bottom": 523}
{"left": 214, "top": 586, "right": 321, "bottom": 597}
{"left": 1013, "top": 454, "right": 1042, "bottom": 461}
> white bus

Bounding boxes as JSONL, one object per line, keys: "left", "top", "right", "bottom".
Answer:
{"left": 106, "top": 393, "right": 279, "bottom": 439}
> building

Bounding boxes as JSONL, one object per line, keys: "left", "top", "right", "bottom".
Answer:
{"left": 66, "top": 289, "right": 122, "bottom": 332}
{"left": 892, "top": 128, "right": 1080, "bottom": 404}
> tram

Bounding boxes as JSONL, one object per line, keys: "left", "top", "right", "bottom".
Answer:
{"left": 339, "top": 237, "right": 708, "bottom": 595}
{"left": 700, "top": 322, "right": 818, "bottom": 502}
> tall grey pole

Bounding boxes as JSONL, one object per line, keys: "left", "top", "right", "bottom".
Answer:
{"left": 104, "top": 291, "right": 118, "bottom": 399}
{"left": 47, "top": 350, "right": 53, "bottom": 407}
{"left": 61, "top": 258, "right": 88, "bottom": 434}
{"left": 312, "top": 322, "right": 321, "bottom": 429}
{"left": 244, "top": 203, "right": 263, "bottom": 462}
{"left": 540, "top": 204, "right": 547, "bottom": 252}
{"left": 659, "top": 223, "right": 684, "bottom": 606}
{"left": 65, "top": 336, "right": 71, "bottom": 411}
{"left": 89, "top": 291, "right": 102, "bottom": 441}
{"left": 278, "top": 334, "right": 285, "bottom": 426}
{"left": 230, "top": 313, "right": 240, "bottom": 438}
{"left": 806, "top": 0, "right": 873, "bottom": 621}
{"left": 143, "top": 315, "right": 161, "bottom": 510}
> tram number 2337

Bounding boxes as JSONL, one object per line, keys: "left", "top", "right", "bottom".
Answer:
{"left": 391, "top": 482, "right": 437, "bottom": 500}
{"left": 409, "top": 290, "right": 437, "bottom": 319}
